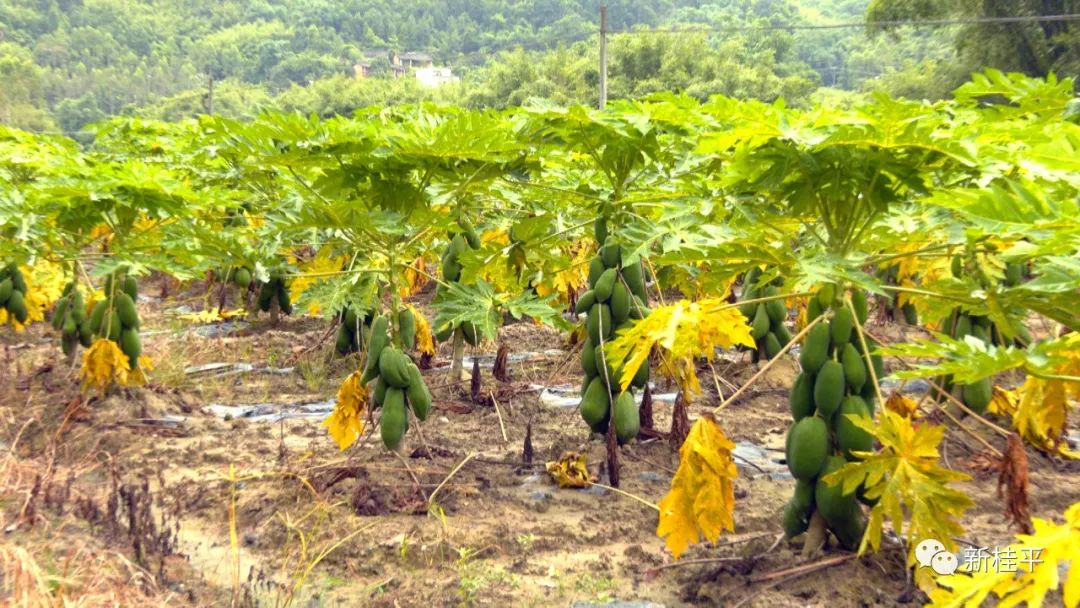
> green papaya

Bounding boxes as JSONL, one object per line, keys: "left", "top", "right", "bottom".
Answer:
{"left": 277, "top": 284, "right": 292, "bottom": 315}
{"left": 372, "top": 376, "right": 388, "bottom": 407}
{"left": 62, "top": 333, "right": 77, "bottom": 357}
{"left": 62, "top": 315, "right": 77, "bottom": 338}
{"left": 588, "top": 257, "right": 605, "bottom": 288}
{"left": 580, "top": 338, "right": 598, "bottom": 377}
{"left": 790, "top": 372, "right": 815, "bottom": 421}
{"left": 121, "top": 327, "right": 141, "bottom": 366}
{"left": 78, "top": 322, "right": 93, "bottom": 347}
{"left": 953, "top": 314, "right": 972, "bottom": 339}
{"left": 586, "top": 303, "right": 612, "bottom": 345}
{"left": 380, "top": 390, "right": 408, "bottom": 450}
{"left": 461, "top": 321, "right": 481, "bottom": 346}
{"left": 107, "top": 310, "right": 122, "bottom": 342}
{"left": 71, "top": 292, "right": 85, "bottom": 323}
{"left": 622, "top": 260, "right": 646, "bottom": 300}
{"left": 773, "top": 322, "right": 792, "bottom": 346}
{"left": 951, "top": 254, "right": 963, "bottom": 278}
{"left": 750, "top": 304, "right": 770, "bottom": 341}
{"left": 123, "top": 276, "right": 138, "bottom": 300}
{"left": 594, "top": 217, "right": 608, "bottom": 244}
{"left": 10, "top": 269, "right": 26, "bottom": 294}
{"left": 257, "top": 283, "right": 274, "bottom": 312}
{"left": 361, "top": 315, "right": 390, "bottom": 383}
{"left": 434, "top": 323, "right": 454, "bottom": 343}
{"left": 631, "top": 360, "right": 649, "bottom": 389}
{"left": 962, "top": 377, "right": 993, "bottom": 414}
{"left": 813, "top": 360, "right": 846, "bottom": 419}
{"left": 580, "top": 377, "right": 610, "bottom": 430}
{"left": 815, "top": 456, "right": 859, "bottom": 528}
{"left": 0, "top": 278, "right": 11, "bottom": 306}
{"left": 764, "top": 287, "right": 786, "bottom": 325}
{"left": 378, "top": 348, "right": 412, "bottom": 389}
{"left": 851, "top": 290, "right": 868, "bottom": 325}
{"left": 782, "top": 500, "right": 809, "bottom": 538}
{"left": 594, "top": 268, "right": 617, "bottom": 302}
{"left": 830, "top": 508, "right": 867, "bottom": 551}
{"left": 88, "top": 300, "right": 107, "bottom": 334}
{"left": 799, "top": 323, "right": 831, "bottom": 374}
{"left": 233, "top": 267, "right": 251, "bottom": 289}
{"left": 792, "top": 478, "right": 815, "bottom": 518}
{"left": 628, "top": 295, "right": 649, "bottom": 320}
{"left": 406, "top": 364, "right": 432, "bottom": 421}
{"left": 971, "top": 324, "right": 988, "bottom": 344}
{"left": 116, "top": 293, "right": 139, "bottom": 329}
{"left": 807, "top": 297, "right": 823, "bottom": 324}
{"left": 52, "top": 297, "right": 68, "bottom": 329}
{"left": 901, "top": 302, "right": 918, "bottom": 325}
{"left": 335, "top": 325, "right": 353, "bottom": 355}
{"left": 1005, "top": 262, "right": 1023, "bottom": 287}
{"left": 459, "top": 219, "right": 481, "bottom": 249}
{"left": 613, "top": 391, "right": 639, "bottom": 445}
{"left": 575, "top": 290, "right": 596, "bottom": 314}
{"left": 841, "top": 343, "right": 867, "bottom": 393}
{"left": 786, "top": 416, "right": 829, "bottom": 481}
{"left": 836, "top": 395, "right": 873, "bottom": 459}
{"left": 610, "top": 282, "right": 630, "bottom": 324}
{"left": 397, "top": 308, "right": 416, "bottom": 348}
{"left": 830, "top": 307, "right": 854, "bottom": 347}
{"left": 600, "top": 238, "right": 620, "bottom": 269}
{"left": 764, "top": 332, "right": 782, "bottom": 359}
{"left": 816, "top": 283, "right": 836, "bottom": 310}
{"left": 738, "top": 286, "right": 759, "bottom": 320}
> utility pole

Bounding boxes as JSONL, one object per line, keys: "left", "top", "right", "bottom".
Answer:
{"left": 205, "top": 73, "right": 214, "bottom": 115}
{"left": 599, "top": 5, "right": 608, "bottom": 109}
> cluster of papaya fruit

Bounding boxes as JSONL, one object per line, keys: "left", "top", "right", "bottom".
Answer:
{"left": 336, "top": 305, "right": 420, "bottom": 356}
{"left": 875, "top": 263, "right": 919, "bottom": 325}
{"left": 86, "top": 272, "right": 143, "bottom": 368}
{"left": 576, "top": 218, "right": 649, "bottom": 444}
{"left": 212, "top": 266, "right": 253, "bottom": 290}
{"left": 783, "top": 286, "right": 880, "bottom": 549}
{"left": 739, "top": 267, "right": 793, "bottom": 362}
{"left": 0, "top": 263, "right": 29, "bottom": 324}
{"left": 435, "top": 219, "right": 483, "bottom": 345}
{"left": 361, "top": 313, "right": 432, "bottom": 450}
{"left": 256, "top": 272, "right": 292, "bottom": 315}
{"left": 52, "top": 282, "right": 93, "bottom": 355}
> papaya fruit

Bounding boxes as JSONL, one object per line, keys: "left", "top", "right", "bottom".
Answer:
{"left": 594, "top": 268, "right": 617, "bottom": 302}
{"left": 851, "top": 290, "right": 868, "bottom": 324}
{"left": 610, "top": 282, "right": 630, "bottom": 324}
{"left": 792, "top": 478, "right": 815, "bottom": 518}
{"left": 594, "top": 217, "right": 608, "bottom": 244}
{"left": 121, "top": 327, "right": 141, "bottom": 366}
{"left": 406, "top": 364, "right": 432, "bottom": 421}
{"left": 830, "top": 307, "right": 853, "bottom": 347}
{"left": 622, "top": 261, "right": 645, "bottom": 300}
{"left": 380, "top": 390, "right": 408, "bottom": 450}
{"left": 953, "top": 314, "right": 972, "bottom": 339}
{"left": 397, "top": 308, "right": 416, "bottom": 348}
{"left": 434, "top": 323, "right": 454, "bottom": 343}
{"left": 786, "top": 416, "right": 829, "bottom": 481}
{"left": 816, "top": 283, "right": 836, "bottom": 310}
{"left": 442, "top": 251, "right": 462, "bottom": 282}
{"left": 79, "top": 322, "right": 93, "bottom": 347}
{"left": 372, "top": 376, "right": 388, "bottom": 407}
{"left": 580, "top": 338, "right": 598, "bottom": 377}
{"left": 588, "top": 257, "right": 605, "bottom": 288}
{"left": 378, "top": 348, "right": 411, "bottom": 389}
{"left": 575, "top": 290, "right": 596, "bottom": 314}
{"left": 257, "top": 283, "right": 274, "bottom": 312}
{"left": 830, "top": 507, "right": 867, "bottom": 551}
{"left": 764, "top": 332, "right": 782, "bottom": 359}
{"left": 1005, "top": 262, "right": 1022, "bottom": 287}
{"left": 580, "top": 377, "right": 610, "bottom": 430}
{"left": 461, "top": 321, "right": 481, "bottom": 346}
{"left": 613, "top": 391, "right": 639, "bottom": 445}
{"left": 52, "top": 297, "right": 68, "bottom": 329}
{"left": 790, "top": 372, "right": 814, "bottom": 420}
{"left": 586, "top": 303, "right": 612, "bottom": 345}
{"left": 782, "top": 500, "right": 809, "bottom": 538}
{"left": 233, "top": 267, "right": 251, "bottom": 289}
{"left": 7, "top": 290, "right": 27, "bottom": 323}
{"left": 750, "top": 304, "right": 770, "bottom": 341}
{"left": 600, "top": 238, "right": 620, "bottom": 269}
{"left": 799, "top": 323, "right": 831, "bottom": 374}
{"left": 813, "top": 360, "right": 845, "bottom": 419}
{"left": 814, "top": 456, "right": 859, "bottom": 526}
{"left": 62, "top": 333, "right": 77, "bottom": 357}
{"left": 107, "top": 310, "right": 122, "bottom": 342}
{"left": 628, "top": 295, "right": 649, "bottom": 320}
{"left": 361, "top": 315, "right": 389, "bottom": 383}
{"left": 738, "top": 287, "right": 758, "bottom": 320}
{"left": 962, "top": 377, "right": 993, "bottom": 414}
{"left": 115, "top": 293, "right": 139, "bottom": 329}
{"left": 62, "top": 315, "right": 77, "bottom": 338}
{"left": 335, "top": 325, "right": 353, "bottom": 355}
{"left": 88, "top": 300, "right": 107, "bottom": 334}
{"left": 459, "top": 219, "right": 481, "bottom": 249}
{"left": 901, "top": 302, "right": 918, "bottom": 325}
{"left": 971, "top": 324, "right": 988, "bottom": 344}
{"left": 71, "top": 292, "right": 85, "bottom": 323}
{"left": 631, "top": 360, "right": 649, "bottom": 389}
{"left": 951, "top": 254, "right": 963, "bottom": 278}
{"left": 0, "top": 278, "right": 11, "bottom": 306}
{"left": 123, "top": 276, "right": 138, "bottom": 300}
{"left": 836, "top": 395, "right": 873, "bottom": 459}
{"left": 764, "top": 287, "right": 786, "bottom": 325}
{"left": 841, "top": 343, "right": 867, "bottom": 393}
{"left": 806, "top": 296, "right": 823, "bottom": 324}
{"left": 277, "top": 284, "right": 293, "bottom": 315}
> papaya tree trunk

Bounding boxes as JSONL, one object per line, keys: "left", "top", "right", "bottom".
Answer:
{"left": 670, "top": 391, "right": 690, "bottom": 450}
{"left": 640, "top": 384, "right": 654, "bottom": 431}
{"left": 448, "top": 328, "right": 465, "bottom": 386}
{"left": 606, "top": 417, "right": 620, "bottom": 488}
{"left": 493, "top": 343, "right": 510, "bottom": 382}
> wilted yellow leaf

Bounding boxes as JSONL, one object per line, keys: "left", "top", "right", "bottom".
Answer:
{"left": 605, "top": 297, "right": 755, "bottom": 398}
{"left": 0, "top": 260, "right": 67, "bottom": 331}
{"left": 400, "top": 257, "right": 430, "bottom": 298}
{"left": 928, "top": 500, "right": 1080, "bottom": 608}
{"left": 80, "top": 338, "right": 134, "bottom": 393}
{"left": 178, "top": 308, "right": 247, "bottom": 324}
{"left": 886, "top": 391, "right": 922, "bottom": 419}
{"left": 406, "top": 304, "right": 436, "bottom": 356}
{"left": 323, "top": 371, "right": 367, "bottom": 451}
{"left": 545, "top": 451, "right": 595, "bottom": 488}
{"left": 656, "top": 415, "right": 738, "bottom": 559}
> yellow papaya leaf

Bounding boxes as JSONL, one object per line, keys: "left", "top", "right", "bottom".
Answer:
{"left": 178, "top": 308, "right": 247, "bottom": 324}
{"left": 545, "top": 451, "right": 595, "bottom": 488}
{"left": 400, "top": 257, "right": 430, "bottom": 297}
{"left": 406, "top": 303, "right": 436, "bottom": 356}
{"left": 605, "top": 297, "right": 755, "bottom": 398}
{"left": 1, "top": 260, "right": 67, "bottom": 330}
{"left": 322, "top": 371, "right": 367, "bottom": 451}
{"left": 826, "top": 410, "right": 973, "bottom": 578}
{"left": 927, "top": 500, "right": 1080, "bottom": 608}
{"left": 886, "top": 391, "right": 922, "bottom": 419}
{"left": 80, "top": 338, "right": 133, "bottom": 393}
{"left": 656, "top": 415, "right": 737, "bottom": 559}
{"left": 288, "top": 247, "right": 347, "bottom": 315}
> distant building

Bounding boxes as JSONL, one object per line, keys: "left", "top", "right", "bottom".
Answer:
{"left": 415, "top": 66, "right": 458, "bottom": 88}
{"left": 399, "top": 52, "right": 434, "bottom": 69}
{"left": 354, "top": 50, "right": 439, "bottom": 80}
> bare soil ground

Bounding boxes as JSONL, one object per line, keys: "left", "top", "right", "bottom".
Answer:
{"left": 1, "top": 281, "right": 1077, "bottom": 607}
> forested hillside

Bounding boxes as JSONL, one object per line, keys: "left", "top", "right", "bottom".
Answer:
{"left": 1, "top": 0, "right": 1072, "bottom": 132}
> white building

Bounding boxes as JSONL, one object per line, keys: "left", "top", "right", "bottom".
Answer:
{"left": 415, "top": 66, "right": 458, "bottom": 88}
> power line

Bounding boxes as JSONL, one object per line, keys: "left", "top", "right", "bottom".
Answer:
{"left": 610, "top": 13, "right": 1080, "bottom": 35}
